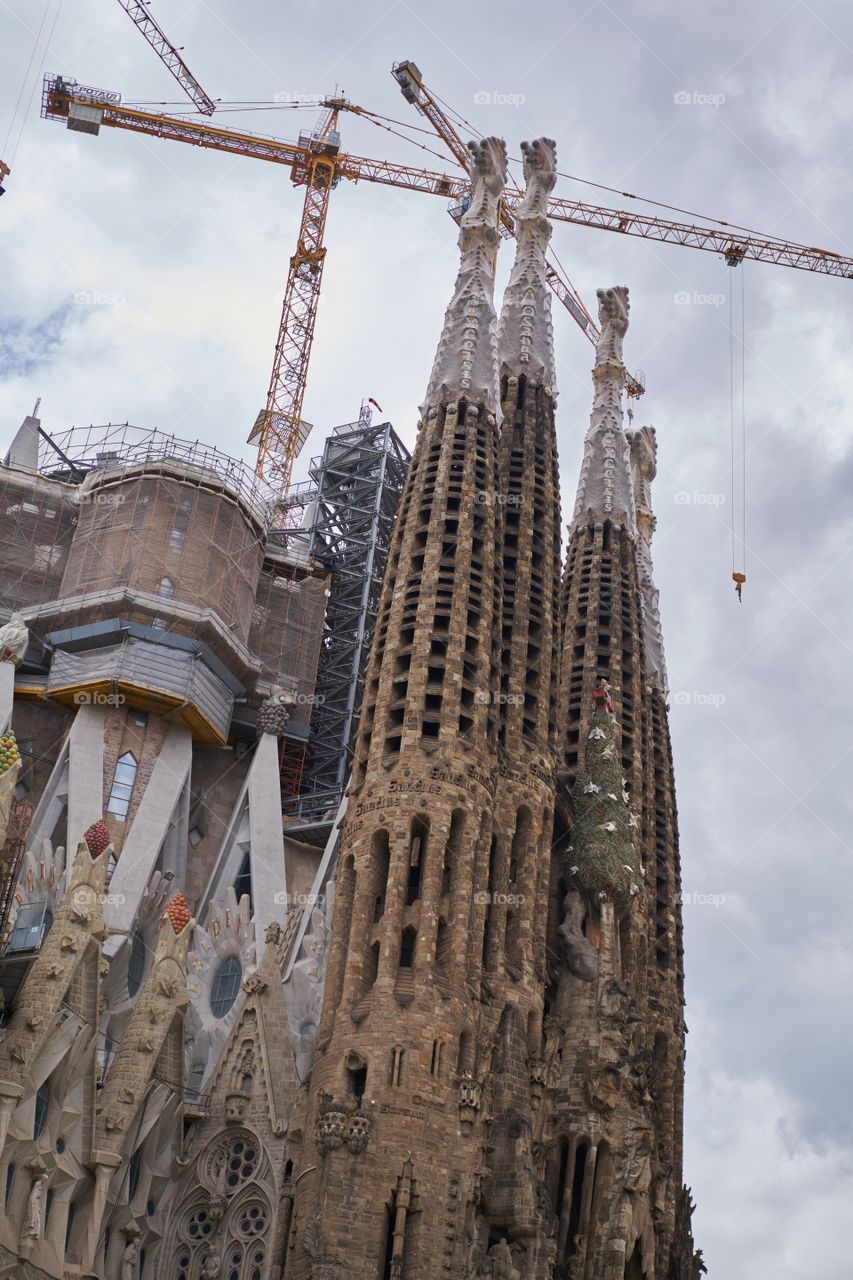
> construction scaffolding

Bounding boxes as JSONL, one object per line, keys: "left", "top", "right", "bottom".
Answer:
{"left": 1, "top": 422, "right": 329, "bottom": 740}
{"left": 285, "top": 406, "right": 409, "bottom": 826}
{"left": 0, "top": 468, "right": 77, "bottom": 614}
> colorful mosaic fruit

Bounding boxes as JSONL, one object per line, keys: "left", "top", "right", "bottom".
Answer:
{"left": 162, "top": 892, "right": 192, "bottom": 934}
{"left": 84, "top": 819, "right": 112, "bottom": 857}
{"left": 0, "top": 730, "right": 20, "bottom": 776}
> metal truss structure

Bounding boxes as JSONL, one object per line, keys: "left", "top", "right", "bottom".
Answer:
{"left": 285, "top": 406, "right": 410, "bottom": 831}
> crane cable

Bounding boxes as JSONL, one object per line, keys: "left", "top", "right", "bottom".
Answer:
{"left": 731, "top": 266, "right": 747, "bottom": 602}
{"left": 2, "top": 0, "right": 65, "bottom": 170}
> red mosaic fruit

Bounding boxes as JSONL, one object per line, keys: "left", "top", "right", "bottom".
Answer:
{"left": 84, "top": 819, "right": 111, "bottom": 856}
{"left": 162, "top": 893, "right": 191, "bottom": 934}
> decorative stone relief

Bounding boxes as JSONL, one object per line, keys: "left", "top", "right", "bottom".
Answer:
{"left": 572, "top": 286, "right": 637, "bottom": 529}
{"left": 457, "top": 1075, "right": 482, "bottom": 1125}
{"left": 184, "top": 888, "right": 256, "bottom": 1093}
{"left": 498, "top": 137, "right": 558, "bottom": 389}
{"left": 315, "top": 1097, "right": 349, "bottom": 1155}
{"left": 421, "top": 137, "right": 508, "bottom": 416}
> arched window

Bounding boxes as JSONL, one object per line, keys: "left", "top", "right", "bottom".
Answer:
{"left": 399, "top": 926, "right": 417, "bottom": 969}
{"left": 371, "top": 831, "right": 390, "bottom": 921}
{"left": 159, "top": 575, "right": 175, "bottom": 599}
{"left": 34, "top": 1081, "right": 50, "bottom": 1139}
{"left": 210, "top": 957, "right": 242, "bottom": 1018}
{"left": 127, "top": 932, "right": 146, "bottom": 998}
{"left": 107, "top": 752, "right": 137, "bottom": 821}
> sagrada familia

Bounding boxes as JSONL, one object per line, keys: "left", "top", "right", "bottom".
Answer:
{"left": 0, "top": 136, "right": 705, "bottom": 1279}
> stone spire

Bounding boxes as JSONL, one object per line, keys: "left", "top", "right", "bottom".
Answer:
{"left": 497, "top": 137, "right": 557, "bottom": 390}
{"left": 571, "top": 285, "right": 636, "bottom": 529}
{"left": 628, "top": 424, "right": 669, "bottom": 692}
{"left": 421, "top": 137, "right": 507, "bottom": 416}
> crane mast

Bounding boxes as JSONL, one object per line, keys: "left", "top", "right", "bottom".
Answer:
{"left": 249, "top": 105, "right": 344, "bottom": 492}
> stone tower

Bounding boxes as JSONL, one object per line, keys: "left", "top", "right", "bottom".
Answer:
{"left": 285, "top": 142, "right": 702, "bottom": 1278}
{"left": 548, "top": 286, "right": 702, "bottom": 1279}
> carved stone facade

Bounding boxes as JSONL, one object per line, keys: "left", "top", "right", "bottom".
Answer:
{"left": 0, "top": 133, "right": 702, "bottom": 1280}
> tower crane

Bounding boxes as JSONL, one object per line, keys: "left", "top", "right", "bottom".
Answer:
{"left": 41, "top": 78, "right": 853, "bottom": 500}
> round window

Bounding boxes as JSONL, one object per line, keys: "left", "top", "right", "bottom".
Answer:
{"left": 210, "top": 956, "right": 242, "bottom": 1019}
{"left": 127, "top": 932, "right": 146, "bottom": 998}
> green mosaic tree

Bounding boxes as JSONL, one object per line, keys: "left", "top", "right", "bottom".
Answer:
{"left": 565, "top": 681, "right": 642, "bottom": 917}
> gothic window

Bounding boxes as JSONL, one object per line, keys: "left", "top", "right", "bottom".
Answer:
{"left": 246, "top": 1247, "right": 265, "bottom": 1280}
{"left": 4, "top": 1164, "right": 14, "bottom": 1209}
{"left": 221, "top": 1138, "right": 258, "bottom": 1190}
{"left": 127, "top": 931, "right": 146, "bottom": 998}
{"left": 210, "top": 957, "right": 242, "bottom": 1018}
{"left": 44, "top": 1188, "right": 53, "bottom": 1228}
{"left": 159, "top": 575, "right": 175, "bottom": 599}
{"left": 430, "top": 1040, "right": 444, "bottom": 1077}
{"left": 457, "top": 1030, "right": 473, "bottom": 1076}
{"left": 389, "top": 1047, "right": 404, "bottom": 1086}
{"left": 33, "top": 1081, "right": 49, "bottom": 1139}
{"left": 107, "top": 752, "right": 137, "bottom": 820}
{"left": 347, "top": 1063, "right": 367, "bottom": 1103}
{"left": 186, "top": 1207, "right": 215, "bottom": 1245}
{"left": 236, "top": 1203, "right": 268, "bottom": 1240}
{"left": 226, "top": 1244, "right": 244, "bottom": 1280}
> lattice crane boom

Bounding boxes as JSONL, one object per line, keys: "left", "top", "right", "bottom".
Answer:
{"left": 41, "top": 76, "right": 853, "bottom": 488}
{"left": 42, "top": 83, "right": 853, "bottom": 277}
{"left": 114, "top": 0, "right": 216, "bottom": 114}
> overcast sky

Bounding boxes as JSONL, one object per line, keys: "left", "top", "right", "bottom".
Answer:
{"left": 3, "top": 1, "right": 853, "bottom": 1274}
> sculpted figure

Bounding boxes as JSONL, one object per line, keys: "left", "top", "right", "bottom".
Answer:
{"left": 557, "top": 892, "right": 599, "bottom": 984}
{"left": 22, "top": 1172, "right": 48, "bottom": 1244}
{"left": 120, "top": 1236, "right": 139, "bottom": 1280}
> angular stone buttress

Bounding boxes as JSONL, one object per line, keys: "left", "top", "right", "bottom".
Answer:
{"left": 285, "top": 145, "right": 703, "bottom": 1279}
